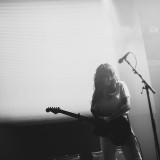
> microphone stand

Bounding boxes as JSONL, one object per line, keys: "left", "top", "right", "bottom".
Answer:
{"left": 124, "top": 59, "right": 160, "bottom": 160}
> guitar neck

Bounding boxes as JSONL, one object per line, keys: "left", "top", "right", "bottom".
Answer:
{"left": 59, "top": 110, "right": 93, "bottom": 123}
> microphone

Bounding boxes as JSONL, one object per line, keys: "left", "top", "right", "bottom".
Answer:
{"left": 118, "top": 52, "right": 130, "bottom": 63}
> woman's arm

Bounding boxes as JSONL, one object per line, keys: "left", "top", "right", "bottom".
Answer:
{"left": 105, "top": 97, "right": 130, "bottom": 122}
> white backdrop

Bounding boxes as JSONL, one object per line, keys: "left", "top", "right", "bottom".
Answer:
{"left": 0, "top": 0, "right": 153, "bottom": 122}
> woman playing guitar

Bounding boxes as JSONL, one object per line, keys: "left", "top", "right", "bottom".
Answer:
{"left": 91, "top": 63, "right": 143, "bottom": 160}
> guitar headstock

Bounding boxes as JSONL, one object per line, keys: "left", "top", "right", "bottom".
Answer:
{"left": 46, "top": 107, "right": 61, "bottom": 114}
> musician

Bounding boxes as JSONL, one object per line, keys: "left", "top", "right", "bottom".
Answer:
{"left": 91, "top": 63, "right": 142, "bottom": 160}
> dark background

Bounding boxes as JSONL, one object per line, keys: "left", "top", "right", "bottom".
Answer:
{"left": 0, "top": 114, "right": 153, "bottom": 160}
{"left": 0, "top": 119, "right": 101, "bottom": 160}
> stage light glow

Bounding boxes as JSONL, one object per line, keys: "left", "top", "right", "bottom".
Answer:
{"left": 0, "top": 0, "right": 154, "bottom": 123}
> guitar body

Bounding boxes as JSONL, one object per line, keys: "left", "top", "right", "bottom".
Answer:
{"left": 46, "top": 107, "right": 132, "bottom": 146}
{"left": 92, "top": 116, "right": 132, "bottom": 146}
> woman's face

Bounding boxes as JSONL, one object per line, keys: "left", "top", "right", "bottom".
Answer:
{"left": 103, "top": 76, "right": 112, "bottom": 87}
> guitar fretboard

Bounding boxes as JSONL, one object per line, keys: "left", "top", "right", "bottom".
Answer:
{"left": 58, "top": 110, "right": 93, "bottom": 123}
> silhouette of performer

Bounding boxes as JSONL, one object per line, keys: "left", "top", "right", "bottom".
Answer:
{"left": 91, "top": 63, "right": 143, "bottom": 160}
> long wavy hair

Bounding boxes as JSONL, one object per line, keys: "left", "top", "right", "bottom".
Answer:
{"left": 91, "top": 63, "right": 118, "bottom": 106}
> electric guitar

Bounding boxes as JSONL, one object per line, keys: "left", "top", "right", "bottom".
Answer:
{"left": 46, "top": 107, "right": 132, "bottom": 146}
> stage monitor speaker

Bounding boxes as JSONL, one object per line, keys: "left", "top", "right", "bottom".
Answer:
{"left": 91, "top": 149, "right": 125, "bottom": 160}
{"left": 51, "top": 154, "right": 80, "bottom": 160}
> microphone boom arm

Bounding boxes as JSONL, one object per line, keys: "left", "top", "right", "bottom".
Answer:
{"left": 125, "top": 59, "right": 155, "bottom": 94}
